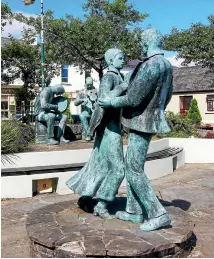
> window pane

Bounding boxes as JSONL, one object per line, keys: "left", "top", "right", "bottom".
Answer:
{"left": 62, "top": 77, "right": 68, "bottom": 83}
{"left": 207, "top": 95, "right": 214, "bottom": 101}
{"left": 61, "top": 64, "right": 68, "bottom": 83}
{"left": 62, "top": 68, "right": 68, "bottom": 77}
{"left": 207, "top": 101, "right": 213, "bottom": 111}
{"left": 1, "top": 101, "right": 8, "bottom": 110}
{"left": 9, "top": 105, "right": 15, "bottom": 111}
{"left": 1, "top": 111, "right": 8, "bottom": 118}
{"left": 180, "top": 96, "right": 193, "bottom": 114}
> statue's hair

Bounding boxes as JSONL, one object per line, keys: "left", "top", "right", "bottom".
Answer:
{"left": 104, "top": 48, "right": 123, "bottom": 65}
{"left": 141, "top": 29, "right": 163, "bottom": 48}
{"left": 55, "top": 84, "right": 65, "bottom": 94}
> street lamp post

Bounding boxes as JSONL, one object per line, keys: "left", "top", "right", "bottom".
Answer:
{"left": 40, "top": 0, "right": 45, "bottom": 89}
{"left": 24, "top": 0, "right": 45, "bottom": 89}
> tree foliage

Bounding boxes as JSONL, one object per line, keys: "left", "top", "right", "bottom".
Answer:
{"left": 187, "top": 98, "right": 202, "bottom": 125}
{"left": 164, "top": 15, "right": 214, "bottom": 72}
{"left": 1, "top": 35, "right": 60, "bottom": 105}
{"left": 1, "top": 2, "right": 13, "bottom": 31}
{"left": 63, "top": 93, "right": 72, "bottom": 124}
{"left": 14, "top": 0, "right": 148, "bottom": 79}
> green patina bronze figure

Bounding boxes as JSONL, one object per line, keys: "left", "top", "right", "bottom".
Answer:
{"left": 66, "top": 48, "right": 128, "bottom": 219}
{"left": 99, "top": 29, "right": 173, "bottom": 231}
{"left": 86, "top": 71, "right": 128, "bottom": 141}
{"left": 34, "top": 84, "right": 69, "bottom": 145}
{"left": 74, "top": 77, "right": 98, "bottom": 140}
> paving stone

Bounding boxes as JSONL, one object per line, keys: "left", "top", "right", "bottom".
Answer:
{"left": 104, "top": 229, "right": 135, "bottom": 237}
{"left": 38, "top": 193, "right": 80, "bottom": 204}
{"left": 199, "top": 239, "right": 214, "bottom": 257}
{"left": 102, "top": 234, "right": 122, "bottom": 246}
{"left": 162, "top": 227, "right": 193, "bottom": 240}
{"left": 83, "top": 229, "right": 105, "bottom": 237}
{"left": 3, "top": 164, "right": 214, "bottom": 258}
{"left": 103, "top": 218, "right": 130, "bottom": 230}
{"left": 106, "top": 238, "right": 154, "bottom": 257}
{"left": 134, "top": 230, "right": 176, "bottom": 252}
{"left": 161, "top": 185, "right": 214, "bottom": 212}
{"left": 26, "top": 199, "right": 195, "bottom": 257}
{"left": 26, "top": 213, "right": 55, "bottom": 225}
{"left": 1, "top": 223, "right": 28, "bottom": 245}
{"left": 60, "top": 224, "right": 94, "bottom": 234}
{"left": 83, "top": 236, "right": 106, "bottom": 257}
{"left": 31, "top": 242, "right": 54, "bottom": 258}
{"left": 56, "top": 211, "right": 80, "bottom": 226}
{"left": 7, "top": 200, "right": 49, "bottom": 213}
{"left": 187, "top": 176, "right": 214, "bottom": 188}
{"left": 56, "top": 200, "right": 79, "bottom": 210}
{"left": 55, "top": 241, "right": 85, "bottom": 258}
{"left": 54, "top": 233, "right": 83, "bottom": 247}
{"left": 1, "top": 242, "right": 31, "bottom": 258}
{"left": 84, "top": 215, "right": 104, "bottom": 228}
{"left": 40, "top": 204, "right": 66, "bottom": 214}
{"left": 28, "top": 224, "right": 65, "bottom": 248}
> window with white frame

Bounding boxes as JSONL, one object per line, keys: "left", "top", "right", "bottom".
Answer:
{"left": 61, "top": 64, "right": 68, "bottom": 83}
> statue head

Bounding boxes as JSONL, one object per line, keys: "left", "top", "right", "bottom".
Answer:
{"left": 45, "top": 76, "right": 51, "bottom": 87}
{"left": 52, "top": 85, "right": 65, "bottom": 96}
{"left": 104, "top": 48, "right": 125, "bottom": 70}
{"left": 85, "top": 77, "right": 93, "bottom": 90}
{"left": 140, "top": 29, "right": 163, "bottom": 57}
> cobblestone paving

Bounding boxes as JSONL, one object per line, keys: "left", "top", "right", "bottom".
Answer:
{"left": 1, "top": 164, "right": 214, "bottom": 258}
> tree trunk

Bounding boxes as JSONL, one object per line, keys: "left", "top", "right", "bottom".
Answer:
{"left": 24, "top": 100, "right": 30, "bottom": 124}
{"left": 98, "top": 67, "right": 104, "bottom": 81}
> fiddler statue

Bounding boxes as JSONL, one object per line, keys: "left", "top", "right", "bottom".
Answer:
{"left": 66, "top": 48, "right": 128, "bottom": 219}
{"left": 74, "top": 77, "right": 98, "bottom": 140}
{"left": 34, "top": 84, "right": 69, "bottom": 145}
{"left": 99, "top": 29, "right": 173, "bottom": 231}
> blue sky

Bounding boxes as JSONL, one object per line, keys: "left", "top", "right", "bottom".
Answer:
{"left": 2, "top": 0, "right": 213, "bottom": 57}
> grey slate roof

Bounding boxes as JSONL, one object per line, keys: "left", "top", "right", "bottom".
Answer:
{"left": 173, "top": 66, "right": 214, "bottom": 93}
{"left": 126, "top": 60, "right": 214, "bottom": 93}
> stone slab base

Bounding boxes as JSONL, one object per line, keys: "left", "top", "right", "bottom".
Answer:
{"left": 26, "top": 198, "right": 196, "bottom": 258}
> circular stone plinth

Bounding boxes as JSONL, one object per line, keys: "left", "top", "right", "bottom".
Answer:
{"left": 27, "top": 198, "right": 196, "bottom": 258}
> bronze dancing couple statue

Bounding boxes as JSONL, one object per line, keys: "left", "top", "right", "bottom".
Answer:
{"left": 66, "top": 29, "right": 174, "bottom": 232}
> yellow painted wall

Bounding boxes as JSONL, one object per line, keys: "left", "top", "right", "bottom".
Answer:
{"left": 166, "top": 92, "right": 214, "bottom": 123}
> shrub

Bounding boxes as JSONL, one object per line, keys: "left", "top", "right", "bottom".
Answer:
{"left": 63, "top": 93, "right": 72, "bottom": 124}
{"left": 187, "top": 98, "right": 202, "bottom": 125}
{"left": 156, "top": 111, "right": 198, "bottom": 138}
{"left": 1, "top": 120, "right": 35, "bottom": 156}
{"left": 205, "top": 131, "right": 214, "bottom": 139}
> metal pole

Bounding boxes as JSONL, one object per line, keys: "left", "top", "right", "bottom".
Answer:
{"left": 41, "top": 0, "right": 45, "bottom": 88}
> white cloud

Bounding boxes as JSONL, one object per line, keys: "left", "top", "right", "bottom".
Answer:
{"left": 1, "top": 11, "right": 37, "bottom": 38}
